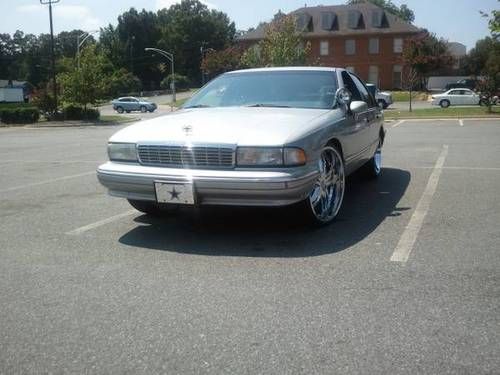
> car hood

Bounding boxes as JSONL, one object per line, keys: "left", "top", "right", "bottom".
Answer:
{"left": 110, "top": 107, "right": 331, "bottom": 146}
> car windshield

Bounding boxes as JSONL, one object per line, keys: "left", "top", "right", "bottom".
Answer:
{"left": 183, "top": 70, "right": 338, "bottom": 110}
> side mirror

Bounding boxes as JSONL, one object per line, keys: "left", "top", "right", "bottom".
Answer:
{"left": 336, "top": 88, "right": 352, "bottom": 108}
{"left": 350, "top": 101, "right": 368, "bottom": 114}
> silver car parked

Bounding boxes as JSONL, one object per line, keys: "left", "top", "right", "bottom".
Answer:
{"left": 98, "top": 67, "right": 385, "bottom": 225}
{"left": 112, "top": 97, "right": 157, "bottom": 113}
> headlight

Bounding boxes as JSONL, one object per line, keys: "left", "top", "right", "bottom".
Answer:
{"left": 236, "top": 147, "right": 306, "bottom": 167}
{"left": 108, "top": 143, "right": 137, "bottom": 162}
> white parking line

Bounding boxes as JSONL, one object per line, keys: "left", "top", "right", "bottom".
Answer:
{"left": 392, "top": 120, "right": 406, "bottom": 128}
{"left": 459, "top": 119, "right": 464, "bottom": 127}
{"left": 66, "top": 210, "right": 137, "bottom": 235}
{"left": 0, "top": 171, "right": 95, "bottom": 193}
{"left": 390, "top": 145, "right": 449, "bottom": 263}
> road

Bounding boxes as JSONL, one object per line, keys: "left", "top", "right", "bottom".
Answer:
{"left": 0, "top": 118, "right": 499, "bottom": 374}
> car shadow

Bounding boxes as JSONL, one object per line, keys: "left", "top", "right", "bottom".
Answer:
{"left": 118, "top": 168, "right": 411, "bottom": 257}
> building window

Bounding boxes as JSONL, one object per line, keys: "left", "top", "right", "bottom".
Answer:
{"left": 346, "top": 66, "right": 355, "bottom": 73}
{"left": 345, "top": 39, "right": 356, "bottom": 55}
{"left": 368, "top": 65, "right": 379, "bottom": 85}
{"left": 320, "top": 41, "right": 329, "bottom": 56}
{"left": 394, "top": 38, "right": 403, "bottom": 53}
{"left": 321, "top": 12, "right": 337, "bottom": 30}
{"left": 369, "top": 38, "right": 379, "bottom": 54}
{"left": 393, "top": 65, "right": 403, "bottom": 89}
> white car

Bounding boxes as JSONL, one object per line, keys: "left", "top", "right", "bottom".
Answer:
{"left": 431, "top": 89, "right": 480, "bottom": 108}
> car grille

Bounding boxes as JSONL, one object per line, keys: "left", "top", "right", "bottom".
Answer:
{"left": 137, "top": 144, "right": 235, "bottom": 169}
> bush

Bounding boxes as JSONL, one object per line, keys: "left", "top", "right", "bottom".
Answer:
{"left": 62, "top": 105, "right": 100, "bottom": 121}
{"left": 0, "top": 106, "right": 40, "bottom": 124}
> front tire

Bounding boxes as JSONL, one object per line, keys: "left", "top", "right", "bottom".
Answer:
{"left": 378, "top": 100, "right": 388, "bottom": 109}
{"left": 140, "top": 106, "right": 147, "bottom": 113}
{"left": 300, "top": 146, "right": 345, "bottom": 226}
{"left": 362, "top": 140, "right": 382, "bottom": 179}
{"left": 440, "top": 100, "right": 450, "bottom": 108}
{"left": 116, "top": 106, "right": 124, "bottom": 114}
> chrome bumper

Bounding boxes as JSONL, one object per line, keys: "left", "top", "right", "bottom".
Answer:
{"left": 97, "top": 162, "right": 318, "bottom": 206}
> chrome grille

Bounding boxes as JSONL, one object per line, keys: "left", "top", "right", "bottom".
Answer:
{"left": 137, "top": 144, "right": 234, "bottom": 168}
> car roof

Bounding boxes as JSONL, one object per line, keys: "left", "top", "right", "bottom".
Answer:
{"left": 226, "top": 67, "right": 340, "bottom": 74}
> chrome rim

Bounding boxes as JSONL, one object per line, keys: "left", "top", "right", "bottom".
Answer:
{"left": 309, "top": 147, "right": 345, "bottom": 222}
{"left": 374, "top": 145, "right": 382, "bottom": 174}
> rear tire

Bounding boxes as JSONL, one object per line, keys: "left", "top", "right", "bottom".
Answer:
{"left": 362, "top": 140, "right": 382, "bottom": 179}
{"left": 116, "top": 106, "right": 124, "bottom": 114}
{"left": 140, "top": 106, "right": 147, "bottom": 113}
{"left": 440, "top": 100, "right": 450, "bottom": 108}
{"left": 378, "top": 100, "right": 388, "bottom": 109}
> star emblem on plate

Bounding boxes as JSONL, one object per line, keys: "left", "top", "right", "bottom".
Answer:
{"left": 169, "top": 187, "right": 180, "bottom": 200}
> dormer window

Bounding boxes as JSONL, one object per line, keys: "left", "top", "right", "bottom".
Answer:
{"left": 348, "top": 10, "right": 365, "bottom": 29}
{"left": 372, "top": 9, "right": 389, "bottom": 28}
{"left": 296, "top": 13, "right": 313, "bottom": 32}
{"left": 321, "top": 12, "right": 338, "bottom": 31}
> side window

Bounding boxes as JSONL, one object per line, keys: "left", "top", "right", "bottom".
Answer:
{"left": 350, "top": 73, "right": 376, "bottom": 108}
{"left": 341, "top": 71, "right": 362, "bottom": 102}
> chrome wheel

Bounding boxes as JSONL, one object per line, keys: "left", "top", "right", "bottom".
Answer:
{"left": 374, "top": 144, "right": 382, "bottom": 175}
{"left": 308, "top": 146, "right": 345, "bottom": 223}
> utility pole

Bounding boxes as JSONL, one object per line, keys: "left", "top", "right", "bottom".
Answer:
{"left": 145, "top": 47, "right": 176, "bottom": 103}
{"left": 40, "top": 0, "right": 60, "bottom": 112}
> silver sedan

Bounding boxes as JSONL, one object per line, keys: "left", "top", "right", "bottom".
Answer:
{"left": 97, "top": 67, "right": 385, "bottom": 225}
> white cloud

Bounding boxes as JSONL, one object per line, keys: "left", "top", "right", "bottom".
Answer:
{"left": 155, "top": 0, "right": 217, "bottom": 11}
{"left": 17, "top": 4, "right": 102, "bottom": 31}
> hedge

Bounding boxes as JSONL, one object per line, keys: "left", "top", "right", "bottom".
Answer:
{"left": 0, "top": 107, "right": 40, "bottom": 124}
{"left": 62, "top": 105, "right": 100, "bottom": 121}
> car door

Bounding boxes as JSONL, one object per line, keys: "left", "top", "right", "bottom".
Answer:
{"left": 338, "top": 71, "right": 372, "bottom": 169}
{"left": 462, "top": 89, "right": 477, "bottom": 105}
{"left": 448, "top": 90, "right": 461, "bottom": 105}
{"left": 350, "top": 73, "right": 381, "bottom": 154}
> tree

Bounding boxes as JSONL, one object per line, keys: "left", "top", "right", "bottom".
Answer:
{"left": 157, "top": 0, "right": 236, "bottom": 85}
{"left": 401, "top": 32, "right": 453, "bottom": 111}
{"left": 481, "top": 1, "right": 500, "bottom": 39}
{"left": 346, "top": 0, "right": 415, "bottom": 23}
{"left": 57, "top": 45, "right": 110, "bottom": 109}
{"left": 241, "top": 15, "right": 311, "bottom": 68}
{"left": 201, "top": 46, "right": 243, "bottom": 77}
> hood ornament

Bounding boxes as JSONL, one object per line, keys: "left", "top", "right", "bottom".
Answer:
{"left": 182, "top": 125, "right": 193, "bottom": 135}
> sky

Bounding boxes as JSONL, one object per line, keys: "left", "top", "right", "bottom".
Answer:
{"left": 0, "top": 0, "right": 498, "bottom": 51}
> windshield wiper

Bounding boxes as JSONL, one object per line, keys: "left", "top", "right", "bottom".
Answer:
{"left": 246, "top": 103, "right": 291, "bottom": 108}
{"left": 184, "top": 104, "right": 211, "bottom": 109}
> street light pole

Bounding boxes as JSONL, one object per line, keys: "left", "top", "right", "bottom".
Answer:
{"left": 40, "top": 0, "right": 60, "bottom": 111}
{"left": 145, "top": 47, "right": 176, "bottom": 103}
{"left": 77, "top": 30, "right": 98, "bottom": 69}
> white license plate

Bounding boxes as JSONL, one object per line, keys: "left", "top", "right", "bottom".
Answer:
{"left": 155, "top": 181, "right": 195, "bottom": 205}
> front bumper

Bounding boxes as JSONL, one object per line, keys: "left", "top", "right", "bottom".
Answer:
{"left": 97, "top": 162, "right": 319, "bottom": 207}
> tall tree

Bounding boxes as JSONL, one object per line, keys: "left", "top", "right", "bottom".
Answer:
{"left": 346, "top": 0, "right": 415, "bottom": 23}
{"left": 401, "top": 32, "right": 453, "bottom": 111}
{"left": 157, "top": 0, "right": 236, "bottom": 84}
{"left": 241, "top": 15, "right": 311, "bottom": 68}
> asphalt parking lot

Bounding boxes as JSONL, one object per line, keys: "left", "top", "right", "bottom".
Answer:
{"left": 1, "top": 118, "right": 499, "bottom": 374}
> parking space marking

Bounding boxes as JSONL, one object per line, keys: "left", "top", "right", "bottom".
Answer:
{"left": 66, "top": 210, "right": 137, "bottom": 235}
{"left": 390, "top": 144, "right": 449, "bottom": 263}
{"left": 392, "top": 120, "right": 406, "bottom": 128}
{"left": 459, "top": 119, "right": 464, "bottom": 127}
{"left": 0, "top": 171, "right": 96, "bottom": 193}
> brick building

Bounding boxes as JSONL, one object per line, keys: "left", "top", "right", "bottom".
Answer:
{"left": 238, "top": 2, "right": 422, "bottom": 90}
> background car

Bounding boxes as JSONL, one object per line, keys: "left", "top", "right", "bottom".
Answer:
{"left": 431, "top": 89, "right": 480, "bottom": 108}
{"left": 366, "top": 84, "right": 393, "bottom": 109}
{"left": 112, "top": 97, "right": 157, "bottom": 113}
{"left": 445, "top": 78, "right": 478, "bottom": 91}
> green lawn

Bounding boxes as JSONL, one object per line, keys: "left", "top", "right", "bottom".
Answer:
{"left": 391, "top": 91, "right": 429, "bottom": 102}
{"left": 384, "top": 107, "right": 500, "bottom": 119}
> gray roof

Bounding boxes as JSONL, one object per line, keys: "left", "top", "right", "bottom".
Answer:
{"left": 239, "top": 2, "right": 421, "bottom": 41}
